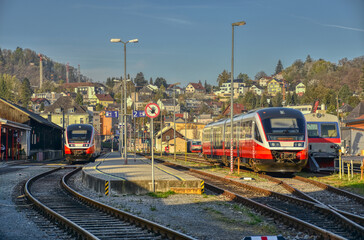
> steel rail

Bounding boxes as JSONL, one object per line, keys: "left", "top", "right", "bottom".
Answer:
{"left": 62, "top": 167, "right": 195, "bottom": 240}
{"left": 151, "top": 156, "right": 364, "bottom": 239}
{"left": 24, "top": 167, "right": 99, "bottom": 240}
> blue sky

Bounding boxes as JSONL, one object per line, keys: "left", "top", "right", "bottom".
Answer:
{"left": 1, "top": 0, "right": 363, "bottom": 87}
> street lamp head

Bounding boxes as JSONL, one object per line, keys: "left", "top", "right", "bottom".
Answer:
{"left": 128, "top": 39, "right": 139, "bottom": 43}
{"left": 232, "top": 21, "right": 246, "bottom": 27}
{"left": 110, "top": 38, "right": 121, "bottom": 43}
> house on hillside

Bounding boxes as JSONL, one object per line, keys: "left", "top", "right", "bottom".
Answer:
{"left": 166, "top": 85, "right": 184, "bottom": 97}
{"left": 185, "top": 83, "right": 205, "bottom": 94}
{"left": 30, "top": 98, "right": 51, "bottom": 113}
{"left": 62, "top": 82, "right": 106, "bottom": 105}
{"left": 259, "top": 77, "right": 273, "bottom": 87}
{"left": 295, "top": 82, "right": 306, "bottom": 96}
{"left": 222, "top": 103, "right": 247, "bottom": 116}
{"left": 32, "top": 92, "right": 61, "bottom": 104}
{"left": 95, "top": 94, "right": 114, "bottom": 107}
{"left": 157, "top": 99, "right": 181, "bottom": 114}
{"left": 267, "top": 78, "right": 283, "bottom": 96}
{"left": 40, "top": 96, "right": 92, "bottom": 128}
{"left": 249, "top": 85, "right": 263, "bottom": 96}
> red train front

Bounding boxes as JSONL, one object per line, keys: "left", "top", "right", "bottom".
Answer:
{"left": 64, "top": 124, "right": 99, "bottom": 164}
{"left": 202, "top": 107, "right": 308, "bottom": 173}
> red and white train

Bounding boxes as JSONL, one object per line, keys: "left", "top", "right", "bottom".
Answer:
{"left": 202, "top": 107, "right": 308, "bottom": 173}
{"left": 64, "top": 124, "right": 101, "bottom": 164}
{"left": 305, "top": 113, "right": 341, "bottom": 171}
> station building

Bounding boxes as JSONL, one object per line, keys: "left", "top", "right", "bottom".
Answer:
{"left": 0, "top": 98, "right": 63, "bottom": 161}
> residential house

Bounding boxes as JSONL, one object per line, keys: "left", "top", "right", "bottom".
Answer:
{"left": 157, "top": 99, "right": 181, "bottom": 114}
{"left": 96, "top": 94, "right": 115, "bottom": 107}
{"left": 166, "top": 85, "right": 184, "bottom": 97}
{"left": 249, "top": 85, "right": 263, "bottom": 96}
{"left": 185, "top": 83, "right": 205, "bottom": 94}
{"left": 267, "top": 78, "right": 283, "bottom": 96}
{"left": 31, "top": 92, "right": 61, "bottom": 104}
{"left": 195, "top": 114, "right": 213, "bottom": 124}
{"left": 40, "top": 96, "right": 92, "bottom": 128}
{"left": 30, "top": 98, "right": 51, "bottom": 113}
{"left": 295, "top": 82, "right": 306, "bottom": 96}
{"left": 259, "top": 77, "right": 273, "bottom": 87}
{"left": 63, "top": 82, "right": 106, "bottom": 105}
{"left": 222, "top": 103, "right": 247, "bottom": 116}
{"left": 185, "top": 99, "right": 202, "bottom": 110}
{"left": 220, "top": 79, "right": 246, "bottom": 99}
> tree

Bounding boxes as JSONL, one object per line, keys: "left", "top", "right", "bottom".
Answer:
{"left": 254, "top": 71, "right": 267, "bottom": 80}
{"left": 106, "top": 77, "right": 116, "bottom": 89}
{"left": 134, "top": 72, "right": 147, "bottom": 87}
{"left": 360, "top": 66, "right": 364, "bottom": 97}
{"left": 237, "top": 73, "right": 250, "bottom": 82}
{"left": 305, "top": 55, "right": 313, "bottom": 63}
{"left": 275, "top": 59, "right": 283, "bottom": 74}
{"left": 20, "top": 78, "right": 32, "bottom": 107}
{"left": 95, "top": 103, "right": 103, "bottom": 111}
{"left": 272, "top": 93, "right": 283, "bottom": 107}
{"left": 76, "top": 90, "right": 83, "bottom": 105}
{"left": 217, "top": 70, "right": 230, "bottom": 87}
{"left": 39, "top": 102, "right": 45, "bottom": 112}
{"left": 154, "top": 77, "right": 167, "bottom": 88}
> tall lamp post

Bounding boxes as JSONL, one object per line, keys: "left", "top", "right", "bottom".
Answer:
{"left": 230, "top": 21, "right": 246, "bottom": 174}
{"left": 110, "top": 38, "right": 138, "bottom": 163}
{"left": 170, "top": 82, "right": 180, "bottom": 161}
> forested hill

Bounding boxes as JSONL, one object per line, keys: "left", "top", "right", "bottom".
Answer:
{"left": 0, "top": 47, "right": 92, "bottom": 88}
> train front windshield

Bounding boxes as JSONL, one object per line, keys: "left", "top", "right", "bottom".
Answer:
{"left": 192, "top": 141, "right": 201, "bottom": 145}
{"left": 67, "top": 126, "right": 92, "bottom": 143}
{"left": 261, "top": 117, "right": 305, "bottom": 141}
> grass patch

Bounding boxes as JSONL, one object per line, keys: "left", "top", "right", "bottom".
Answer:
{"left": 150, "top": 205, "right": 157, "bottom": 211}
{"left": 148, "top": 190, "right": 176, "bottom": 198}
{"left": 298, "top": 173, "right": 364, "bottom": 196}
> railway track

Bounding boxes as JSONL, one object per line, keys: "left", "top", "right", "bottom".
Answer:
{"left": 143, "top": 154, "right": 364, "bottom": 239}
{"left": 24, "top": 166, "right": 195, "bottom": 240}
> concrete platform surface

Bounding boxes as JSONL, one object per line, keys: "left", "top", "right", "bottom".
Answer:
{"left": 82, "top": 152, "right": 203, "bottom": 195}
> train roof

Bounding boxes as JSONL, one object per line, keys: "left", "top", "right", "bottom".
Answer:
{"left": 66, "top": 124, "right": 94, "bottom": 130}
{"left": 204, "top": 107, "right": 305, "bottom": 129}
{"left": 304, "top": 112, "right": 339, "bottom": 122}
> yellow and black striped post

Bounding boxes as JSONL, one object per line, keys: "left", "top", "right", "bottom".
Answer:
{"left": 105, "top": 180, "right": 110, "bottom": 196}
{"left": 201, "top": 180, "right": 205, "bottom": 194}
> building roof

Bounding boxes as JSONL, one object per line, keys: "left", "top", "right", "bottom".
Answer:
{"left": 95, "top": 94, "right": 114, "bottom": 102}
{"left": 62, "top": 82, "right": 105, "bottom": 89}
{"left": 222, "top": 103, "right": 247, "bottom": 116}
{"left": 44, "top": 96, "right": 88, "bottom": 114}
{"left": 346, "top": 101, "right": 364, "bottom": 120}
{"left": 188, "top": 83, "right": 205, "bottom": 90}
{"left": 0, "top": 97, "right": 62, "bottom": 130}
{"left": 31, "top": 98, "right": 50, "bottom": 104}
{"left": 225, "top": 79, "right": 244, "bottom": 84}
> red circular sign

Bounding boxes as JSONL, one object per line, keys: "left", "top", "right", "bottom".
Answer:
{"left": 145, "top": 103, "right": 160, "bottom": 118}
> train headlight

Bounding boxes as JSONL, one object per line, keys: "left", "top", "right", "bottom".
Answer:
{"left": 69, "top": 144, "right": 75, "bottom": 147}
{"left": 269, "top": 142, "right": 281, "bottom": 147}
{"left": 83, "top": 144, "right": 89, "bottom": 147}
{"left": 294, "top": 142, "right": 304, "bottom": 147}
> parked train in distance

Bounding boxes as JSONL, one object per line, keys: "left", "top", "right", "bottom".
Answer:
{"left": 305, "top": 112, "right": 341, "bottom": 172}
{"left": 187, "top": 139, "right": 202, "bottom": 153}
{"left": 202, "top": 107, "right": 308, "bottom": 173}
{"left": 64, "top": 124, "right": 101, "bottom": 164}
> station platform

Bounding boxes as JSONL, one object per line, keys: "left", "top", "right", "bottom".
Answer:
{"left": 81, "top": 152, "right": 203, "bottom": 195}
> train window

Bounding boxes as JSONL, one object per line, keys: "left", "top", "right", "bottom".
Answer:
{"left": 246, "top": 121, "right": 252, "bottom": 138}
{"left": 307, "top": 123, "right": 319, "bottom": 137}
{"left": 254, "top": 124, "right": 262, "bottom": 143}
{"left": 321, "top": 123, "right": 337, "bottom": 138}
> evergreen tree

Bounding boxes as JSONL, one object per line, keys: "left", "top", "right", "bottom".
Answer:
{"left": 305, "top": 55, "right": 312, "bottom": 63}
{"left": 39, "top": 102, "right": 45, "bottom": 112}
{"left": 275, "top": 60, "right": 283, "bottom": 74}
{"left": 20, "top": 78, "right": 32, "bottom": 107}
{"left": 272, "top": 93, "right": 283, "bottom": 107}
{"left": 134, "top": 72, "right": 147, "bottom": 87}
{"left": 0, "top": 74, "right": 10, "bottom": 100}
{"left": 76, "top": 90, "right": 83, "bottom": 105}
{"left": 217, "top": 70, "right": 230, "bottom": 87}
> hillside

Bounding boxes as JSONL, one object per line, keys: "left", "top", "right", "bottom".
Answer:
{"left": 0, "top": 47, "right": 91, "bottom": 88}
